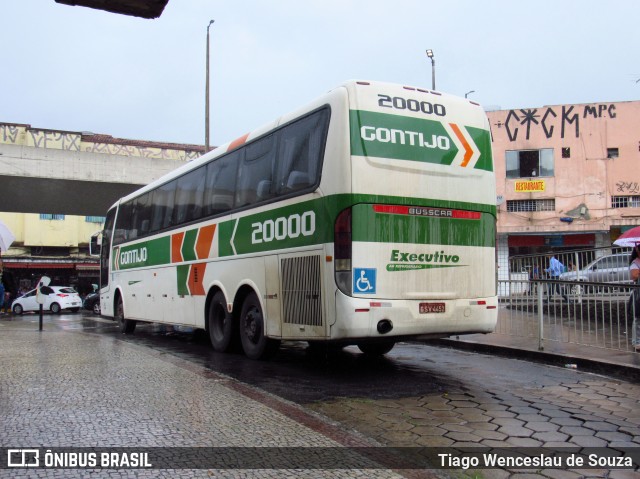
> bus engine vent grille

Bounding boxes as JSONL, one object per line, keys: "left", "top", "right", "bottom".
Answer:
{"left": 281, "top": 255, "right": 323, "bottom": 326}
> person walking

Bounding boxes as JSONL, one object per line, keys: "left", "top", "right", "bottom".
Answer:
{"left": 546, "top": 255, "right": 568, "bottom": 302}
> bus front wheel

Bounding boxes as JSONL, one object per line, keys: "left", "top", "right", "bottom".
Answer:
{"left": 116, "top": 296, "right": 136, "bottom": 334}
{"left": 208, "top": 291, "right": 235, "bottom": 352}
{"left": 239, "top": 292, "right": 279, "bottom": 360}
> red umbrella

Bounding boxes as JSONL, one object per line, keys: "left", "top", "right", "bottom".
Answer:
{"left": 613, "top": 226, "right": 640, "bottom": 247}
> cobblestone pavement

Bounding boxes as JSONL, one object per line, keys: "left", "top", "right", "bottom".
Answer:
{"left": 307, "top": 343, "right": 640, "bottom": 479}
{"left": 0, "top": 317, "right": 413, "bottom": 479}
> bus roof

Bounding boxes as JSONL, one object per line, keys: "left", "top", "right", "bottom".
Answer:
{"left": 109, "top": 80, "right": 488, "bottom": 210}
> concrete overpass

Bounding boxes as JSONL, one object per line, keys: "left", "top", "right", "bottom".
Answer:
{"left": 0, "top": 134, "right": 203, "bottom": 217}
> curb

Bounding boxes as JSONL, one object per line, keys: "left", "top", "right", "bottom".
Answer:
{"left": 431, "top": 338, "right": 640, "bottom": 384}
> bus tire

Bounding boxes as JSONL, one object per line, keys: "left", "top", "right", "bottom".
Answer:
{"left": 116, "top": 295, "right": 136, "bottom": 334}
{"left": 239, "top": 291, "right": 279, "bottom": 360}
{"left": 208, "top": 291, "right": 234, "bottom": 352}
{"left": 357, "top": 341, "right": 395, "bottom": 356}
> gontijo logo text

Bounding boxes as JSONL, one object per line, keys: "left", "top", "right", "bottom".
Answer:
{"left": 119, "top": 247, "right": 148, "bottom": 266}
{"left": 113, "top": 245, "right": 149, "bottom": 270}
{"left": 360, "top": 126, "right": 451, "bottom": 151}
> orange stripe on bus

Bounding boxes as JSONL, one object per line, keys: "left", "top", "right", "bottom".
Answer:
{"left": 228, "top": 133, "right": 250, "bottom": 151}
{"left": 196, "top": 224, "right": 216, "bottom": 260}
{"left": 171, "top": 232, "right": 184, "bottom": 263}
{"left": 449, "top": 123, "right": 473, "bottom": 167}
{"left": 188, "top": 263, "right": 206, "bottom": 296}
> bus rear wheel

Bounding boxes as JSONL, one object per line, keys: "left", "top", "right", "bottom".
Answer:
{"left": 357, "top": 341, "right": 395, "bottom": 356}
{"left": 208, "top": 291, "right": 235, "bottom": 352}
{"left": 239, "top": 292, "right": 279, "bottom": 360}
{"left": 116, "top": 296, "right": 136, "bottom": 334}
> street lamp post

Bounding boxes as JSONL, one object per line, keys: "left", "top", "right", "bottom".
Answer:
{"left": 465, "top": 90, "right": 475, "bottom": 98}
{"left": 426, "top": 49, "right": 435, "bottom": 90}
{"left": 205, "top": 19, "right": 214, "bottom": 152}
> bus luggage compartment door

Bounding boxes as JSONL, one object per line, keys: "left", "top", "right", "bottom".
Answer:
{"left": 278, "top": 252, "right": 325, "bottom": 339}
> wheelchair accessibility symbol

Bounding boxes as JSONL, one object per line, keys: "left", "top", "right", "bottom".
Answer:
{"left": 354, "top": 268, "right": 376, "bottom": 294}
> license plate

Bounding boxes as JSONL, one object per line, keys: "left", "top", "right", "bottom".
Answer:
{"left": 419, "top": 302, "right": 445, "bottom": 314}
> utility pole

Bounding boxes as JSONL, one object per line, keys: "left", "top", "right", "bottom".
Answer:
{"left": 205, "top": 19, "right": 214, "bottom": 151}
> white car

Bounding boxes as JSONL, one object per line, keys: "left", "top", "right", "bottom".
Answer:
{"left": 12, "top": 286, "right": 82, "bottom": 315}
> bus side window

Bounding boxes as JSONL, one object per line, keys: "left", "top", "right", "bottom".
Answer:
{"left": 150, "top": 180, "right": 177, "bottom": 232}
{"left": 173, "top": 168, "right": 205, "bottom": 225}
{"left": 276, "top": 108, "right": 328, "bottom": 195}
{"left": 235, "top": 135, "right": 276, "bottom": 207}
{"left": 113, "top": 201, "right": 131, "bottom": 244}
{"left": 132, "top": 193, "right": 152, "bottom": 238}
{"left": 204, "top": 151, "right": 238, "bottom": 216}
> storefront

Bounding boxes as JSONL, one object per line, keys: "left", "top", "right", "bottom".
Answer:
{"left": 1, "top": 259, "right": 99, "bottom": 300}
{"left": 507, "top": 233, "right": 597, "bottom": 256}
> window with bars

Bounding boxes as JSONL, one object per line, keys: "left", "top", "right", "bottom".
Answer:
{"left": 611, "top": 196, "right": 640, "bottom": 208}
{"left": 506, "top": 199, "right": 555, "bottom": 212}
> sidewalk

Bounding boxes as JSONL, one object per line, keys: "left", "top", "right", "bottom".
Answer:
{"left": 439, "top": 330, "right": 640, "bottom": 383}
{"left": 0, "top": 316, "right": 413, "bottom": 478}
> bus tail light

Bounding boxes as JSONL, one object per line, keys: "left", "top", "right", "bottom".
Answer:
{"left": 334, "top": 207, "right": 352, "bottom": 295}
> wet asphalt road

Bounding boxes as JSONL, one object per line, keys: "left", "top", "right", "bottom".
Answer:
{"left": 57, "top": 312, "right": 575, "bottom": 404}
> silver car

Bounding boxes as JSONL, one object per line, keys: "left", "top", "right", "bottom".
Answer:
{"left": 560, "top": 253, "right": 631, "bottom": 291}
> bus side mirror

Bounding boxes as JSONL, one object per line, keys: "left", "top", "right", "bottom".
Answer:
{"left": 89, "top": 231, "right": 102, "bottom": 257}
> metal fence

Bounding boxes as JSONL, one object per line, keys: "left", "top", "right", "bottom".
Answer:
{"left": 497, "top": 246, "right": 639, "bottom": 352}
{"left": 497, "top": 278, "right": 638, "bottom": 353}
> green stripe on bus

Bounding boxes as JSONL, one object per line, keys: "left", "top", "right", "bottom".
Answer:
{"left": 182, "top": 229, "right": 198, "bottom": 262}
{"left": 349, "top": 110, "right": 493, "bottom": 172}
{"left": 113, "top": 194, "right": 496, "bottom": 265}
{"left": 116, "top": 237, "right": 170, "bottom": 270}
{"left": 176, "top": 264, "right": 189, "bottom": 296}
{"left": 466, "top": 125, "right": 493, "bottom": 172}
{"left": 351, "top": 203, "right": 495, "bottom": 248}
{"left": 217, "top": 194, "right": 495, "bottom": 257}
{"left": 350, "top": 110, "right": 455, "bottom": 166}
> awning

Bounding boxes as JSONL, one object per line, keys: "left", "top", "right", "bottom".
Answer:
{"left": 508, "top": 233, "right": 596, "bottom": 248}
{"left": 2, "top": 262, "right": 75, "bottom": 269}
{"left": 75, "top": 264, "right": 99, "bottom": 271}
{"left": 2, "top": 262, "right": 99, "bottom": 270}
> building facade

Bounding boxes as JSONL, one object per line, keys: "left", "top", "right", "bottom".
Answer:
{"left": 486, "top": 100, "right": 640, "bottom": 278}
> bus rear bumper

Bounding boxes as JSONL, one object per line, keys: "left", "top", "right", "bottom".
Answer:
{"left": 332, "top": 291, "right": 498, "bottom": 341}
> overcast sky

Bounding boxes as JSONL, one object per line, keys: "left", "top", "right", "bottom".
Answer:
{"left": 1, "top": 0, "right": 639, "bottom": 147}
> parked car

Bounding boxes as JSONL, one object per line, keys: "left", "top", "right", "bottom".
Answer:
{"left": 559, "top": 253, "right": 631, "bottom": 293}
{"left": 83, "top": 292, "right": 100, "bottom": 315}
{"left": 12, "top": 286, "right": 82, "bottom": 315}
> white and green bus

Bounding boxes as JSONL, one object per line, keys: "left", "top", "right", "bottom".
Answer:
{"left": 95, "top": 80, "right": 497, "bottom": 359}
